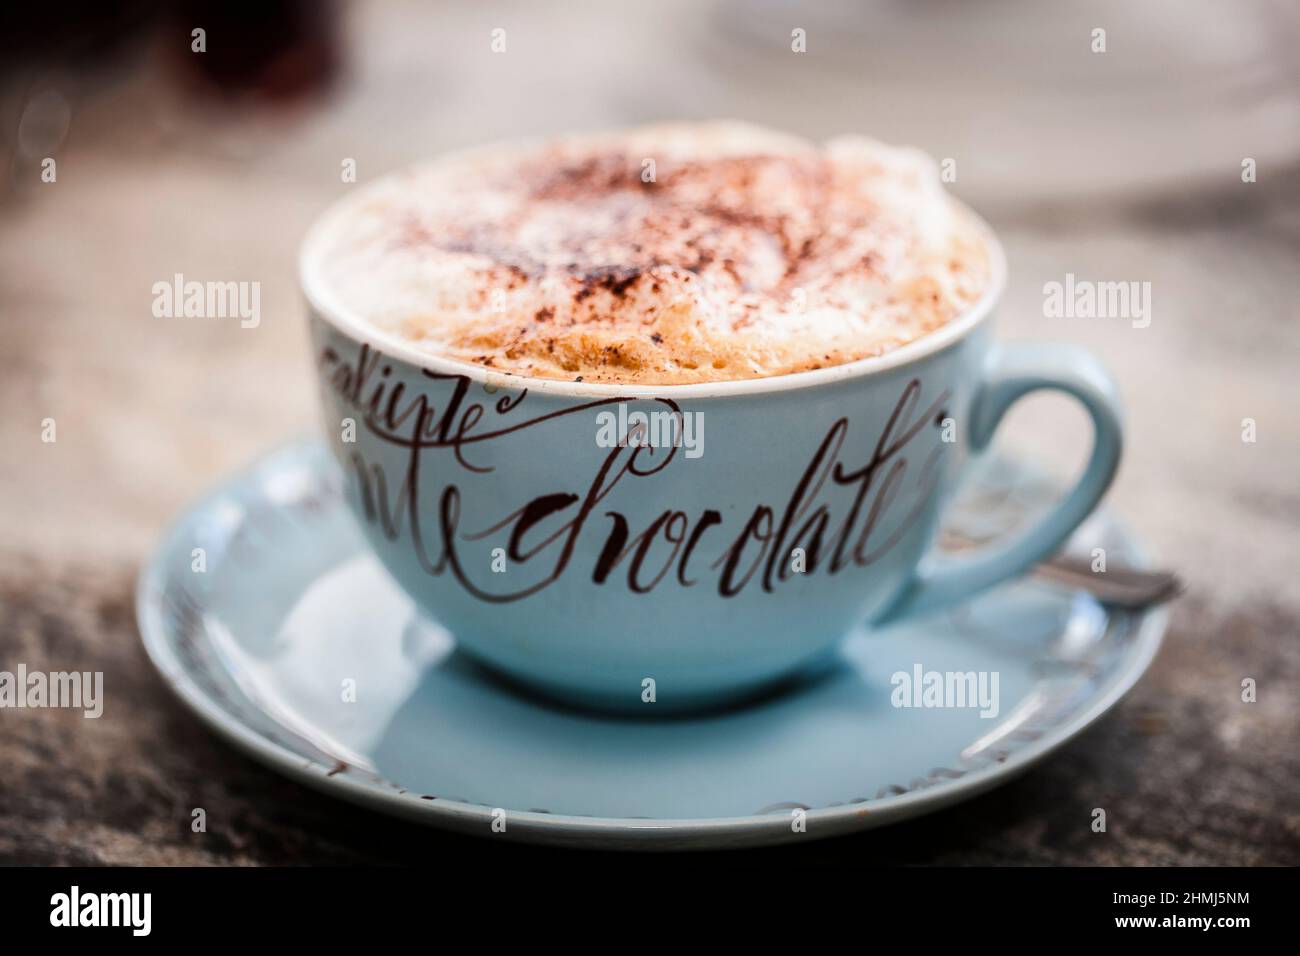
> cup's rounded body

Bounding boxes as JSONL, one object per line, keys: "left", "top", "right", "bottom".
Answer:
{"left": 306, "top": 308, "right": 990, "bottom": 711}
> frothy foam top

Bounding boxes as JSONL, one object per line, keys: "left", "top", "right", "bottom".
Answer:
{"left": 309, "top": 122, "right": 991, "bottom": 385}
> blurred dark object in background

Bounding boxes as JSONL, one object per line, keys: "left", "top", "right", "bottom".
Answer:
{"left": 161, "top": 0, "right": 342, "bottom": 103}
{"left": 0, "top": 0, "right": 157, "bottom": 72}
{"left": 0, "top": 0, "right": 341, "bottom": 102}
{"left": 0, "top": 0, "right": 342, "bottom": 197}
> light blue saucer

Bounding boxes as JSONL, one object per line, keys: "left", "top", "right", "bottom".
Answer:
{"left": 137, "top": 440, "right": 1166, "bottom": 850}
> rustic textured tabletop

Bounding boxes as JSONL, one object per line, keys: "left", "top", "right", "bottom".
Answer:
{"left": 1, "top": 0, "right": 1297, "bottom": 864}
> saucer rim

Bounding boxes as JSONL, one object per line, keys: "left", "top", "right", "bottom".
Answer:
{"left": 136, "top": 440, "right": 1168, "bottom": 850}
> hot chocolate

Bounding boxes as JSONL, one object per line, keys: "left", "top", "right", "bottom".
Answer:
{"left": 308, "top": 122, "right": 990, "bottom": 385}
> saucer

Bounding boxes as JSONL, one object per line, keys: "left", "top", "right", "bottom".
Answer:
{"left": 137, "top": 440, "right": 1167, "bottom": 850}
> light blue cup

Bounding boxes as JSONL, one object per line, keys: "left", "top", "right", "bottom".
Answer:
{"left": 301, "top": 214, "right": 1122, "bottom": 713}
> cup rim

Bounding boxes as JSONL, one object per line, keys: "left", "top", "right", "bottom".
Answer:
{"left": 299, "top": 161, "right": 1007, "bottom": 400}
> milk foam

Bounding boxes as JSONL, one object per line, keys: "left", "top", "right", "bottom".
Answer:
{"left": 309, "top": 122, "right": 991, "bottom": 385}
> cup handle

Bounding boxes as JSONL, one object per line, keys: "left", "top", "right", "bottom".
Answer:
{"left": 875, "top": 342, "right": 1124, "bottom": 625}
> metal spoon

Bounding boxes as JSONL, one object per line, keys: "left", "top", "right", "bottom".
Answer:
{"left": 941, "top": 533, "right": 1184, "bottom": 609}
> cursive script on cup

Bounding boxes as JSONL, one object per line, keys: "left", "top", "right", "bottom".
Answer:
{"left": 320, "top": 344, "right": 951, "bottom": 602}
